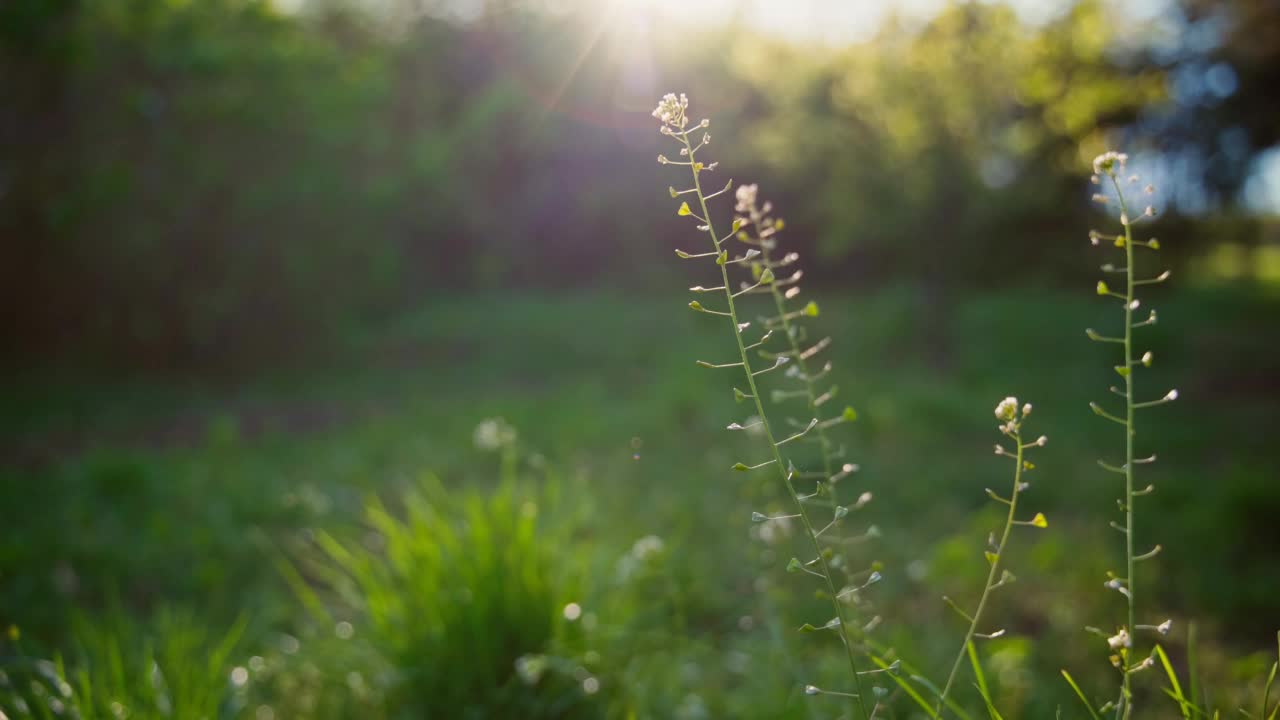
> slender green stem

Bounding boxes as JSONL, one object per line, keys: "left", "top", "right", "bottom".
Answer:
{"left": 936, "top": 434, "right": 1025, "bottom": 714}
{"left": 1110, "top": 173, "right": 1138, "bottom": 720}
{"left": 755, "top": 219, "right": 838, "bottom": 504}
{"left": 679, "top": 135, "right": 870, "bottom": 719}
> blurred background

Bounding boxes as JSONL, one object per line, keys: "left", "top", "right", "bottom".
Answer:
{"left": 1, "top": 0, "right": 1278, "bottom": 717}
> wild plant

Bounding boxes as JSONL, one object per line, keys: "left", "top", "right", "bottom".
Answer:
{"left": 305, "top": 475, "right": 600, "bottom": 719}
{"left": 929, "top": 397, "right": 1049, "bottom": 716}
{"left": 732, "top": 184, "right": 865, "bottom": 520}
{"left": 1059, "top": 151, "right": 1177, "bottom": 719}
{"left": 0, "top": 608, "right": 246, "bottom": 720}
{"left": 652, "top": 93, "right": 880, "bottom": 718}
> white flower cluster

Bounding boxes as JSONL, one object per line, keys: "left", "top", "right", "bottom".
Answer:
{"left": 994, "top": 396, "right": 1019, "bottom": 422}
{"left": 473, "top": 417, "right": 516, "bottom": 451}
{"left": 652, "top": 92, "right": 690, "bottom": 129}
{"left": 1107, "top": 627, "right": 1131, "bottom": 651}
{"left": 1092, "top": 151, "right": 1129, "bottom": 176}
{"left": 616, "top": 535, "right": 665, "bottom": 581}
{"left": 993, "top": 396, "right": 1038, "bottom": 437}
{"left": 732, "top": 183, "right": 775, "bottom": 233}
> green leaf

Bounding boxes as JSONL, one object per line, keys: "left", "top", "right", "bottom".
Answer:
{"left": 985, "top": 551, "right": 998, "bottom": 566}
{"left": 759, "top": 268, "right": 775, "bottom": 285}
{"left": 731, "top": 462, "right": 750, "bottom": 472}
{"left": 843, "top": 406, "right": 858, "bottom": 422}
{"left": 668, "top": 186, "right": 678, "bottom": 198}
{"left": 1096, "top": 281, "right": 1110, "bottom": 295}
{"left": 732, "top": 218, "right": 743, "bottom": 232}
{"left": 786, "top": 557, "right": 802, "bottom": 573}
{"left": 967, "top": 641, "right": 992, "bottom": 706}
{"left": 1030, "top": 512, "right": 1048, "bottom": 528}
{"left": 675, "top": 249, "right": 691, "bottom": 258}
{"left": 798, "top": 623, "right": 818, "bottom": 633}
{"left": 1115, "top": 365, "right": 1130, "bottom": 377}
{"left": 803, "top": 301, "right": 820, "bottom": 317}
{"left": 689, "top": 301, "right": 703, "bottom": 312}
{"left": 716, "top": 250, "right": 728, "bottom": 266}
{"left": 979, "top": 691, "right": 1006, "bottom": 720}
{"left": 733, "top": 387, "right": 748, "bottom": 403}
{"left": 1060, "top": 669, "right": 1101, "bottom": 720}
{"left": 873, "top": 656, "right": 941, "bottom": 720}
{"left": 1154, "top": 644, "right": 1192, "bottom": 720}
{"left": 677, "top": 201, "right": 692, "bottom": 216}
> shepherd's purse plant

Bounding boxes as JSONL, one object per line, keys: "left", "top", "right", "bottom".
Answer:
{"left": 652, "top": 93, "right": 882, "bottom": 718}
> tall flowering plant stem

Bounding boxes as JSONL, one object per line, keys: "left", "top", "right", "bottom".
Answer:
{"left": 733, "top": 185, "right": 862, "bottom": 516}
{"left": 1068, "top": 151, "right": 1177, "bottom": 719}
{"left": 651, "top": 93, "right": 873, "bottom": 719}
{"left": 935, "top": 398, "right": 1048, "bottom": 716}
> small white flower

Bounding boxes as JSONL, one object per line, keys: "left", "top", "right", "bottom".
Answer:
{"left": 1165, "top": 389, "right": 1179, "bottom": 401}
{"left": 1157, "top": 619, "right": 1172, "bottom": 635}
{"left": 473, "top": 417, "right": 516, "bottom": 451}
{"left": 994, "top": 396, "right": 1019, "bottom": 422}
{"left": 735, "top": 184, "right": 759, "bottom": 214}
{"left": 1093, "top": 151, "right": 1129, "bottom": 175}
{"left": 651, "top": 92, "right": 690, "bottom": 128}
{"left": 1036, "top": 435, "right": 1048, "bottom": 447}
{"left": 1022, "top": 403, "right": 1033, "bottom": 416}
{"left": 1107, "top": 628, "right": 1131, "bottom": 650}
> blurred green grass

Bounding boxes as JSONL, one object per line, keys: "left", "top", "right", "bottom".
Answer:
{"left": 1, "top": 286, "right": 1277, "bottom": 717}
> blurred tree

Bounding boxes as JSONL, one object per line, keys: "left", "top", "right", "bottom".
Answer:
{"left": 1173, "top": 0, "right": 1280, "bottom": 203}
{"left": 731, "top": 1, "right": 1163, "bottom": 364}
{"left": 3, "top": 0, "right": 1270, "bottom": 372}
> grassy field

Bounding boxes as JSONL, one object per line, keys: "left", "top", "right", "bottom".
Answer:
{"left": 2, "top": 287, "right": 1277, "bottom": 718}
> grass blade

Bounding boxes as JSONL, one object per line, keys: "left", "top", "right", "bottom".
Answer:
{"left": 870, "top": 656, "right": 940, "bottom": 719}
{"left": 1061, "top": 669, "right": 1102, "bottom": 720}
{"left": 977, "top": 685, "right": 1006, "bottom": 720}
{"left": 1155, "top": 644, "right": 1192, "bottom": 720}
{"left": 967, "top": 640, "right": 1003, "bottom": 720}
{"left": 910, "top": 673, "right": 976, "bottom": 720}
